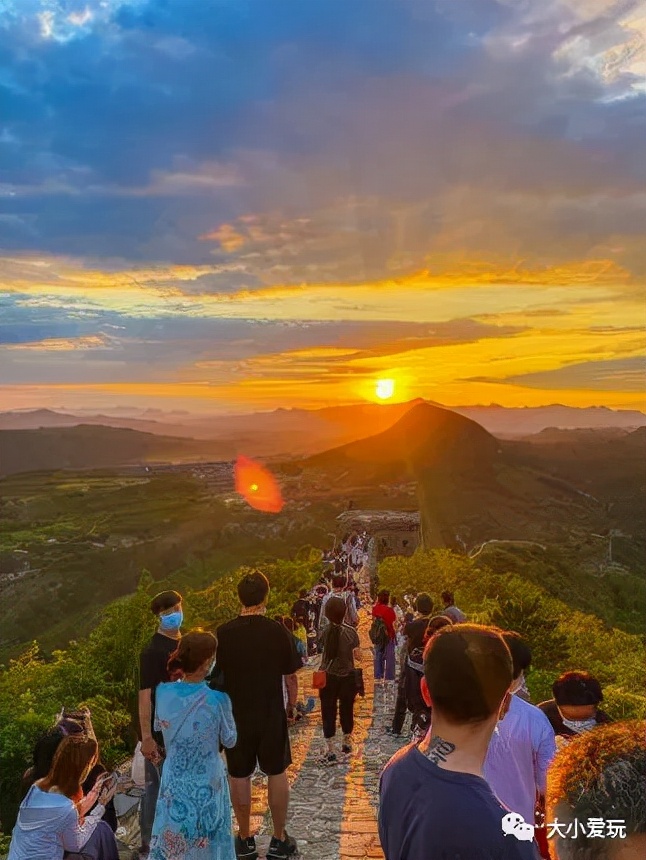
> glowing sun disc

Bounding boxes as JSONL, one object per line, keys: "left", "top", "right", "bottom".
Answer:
{"left": 375, "top": 378, "right": 395, "bottom": 400}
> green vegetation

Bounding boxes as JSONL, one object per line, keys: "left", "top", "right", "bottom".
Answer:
{"left": 0, "top": 470, "right": 335, "bottom": 660}
{"left": 378, "top": 549, "right": 646, "bottom": 718}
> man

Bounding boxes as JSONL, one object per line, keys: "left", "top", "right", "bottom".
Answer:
{"left": 379, "top": 624, "right": 539, "bottom": 860}
{"left": 386, "top": 593, "right": 434, "bottom": 738}
{"left": 484, "top": 632, "right": 556, "bottom": 856}
{"left": 441, "top": 589, "right": 467, "bottom": 623}
{"left": 538, "top": 671, "right": 611, "bottom": 748}
{"left": 137, "top": 589, "right": 183, "bottom": 859}
{"left": 319, "top": 573, "right": 358, "bottom": 631}
{"left": 217, "top": 570, "right": 302, "bottom": 860}
{"left": 371, "top": 589, "right": 397, "bottom": 685}
{"left": 546, "top": 720, "right": 645, "bottom": 860}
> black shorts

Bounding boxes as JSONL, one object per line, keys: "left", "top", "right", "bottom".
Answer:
{"left": 225, "top": 711, "right": 292, "bottom": 779}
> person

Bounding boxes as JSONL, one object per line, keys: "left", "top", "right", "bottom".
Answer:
{"left": 386, "top": 599, "right": 446, "bottom": 739}
{"left": 386, "top": 646, "right": 410, "bottom": 739}
{"left": 371, "top": 589, "right": 397, "bottom": 686}
{"left": 378, "top": 624, "right": 539, "bottom": 860}
{"left": 304, "top": 588, "right": 321, "bottom": 659}
{"left": 317, "top": 596, "right": 362, "bottom": 765}
{"left": 440, "top": 590, "right": 467, "bottom": 623}
{"left": 390, "top": 595, "right": 405, "bottom": 663}
{"left": 538, "top": 671, "right": 612, "bottom": 748}
{"left": 546, "top": 720, "right": 646, "bottom": 860}
{"left": 320, "top": 573, "right": 358, "bottom": 631}
{"left": 405, "top": 615, "right": 453, "bottom": 741}
{"left": 349, "top": 535, "right": 364, "bottom": 572}
{"left": 137, "top": 589, "right": 183, "bottom": 859}
{"left": 8, "top": 734, "right": 119, "bottom": 860}
{"left": 401, "top": 593, "right": 434, "bottom": 657}
{"left": 216, "top": 570, "right": 302, "bottom": 860}
{"left": 149, "top": 629, "right": 237, "bottom": 860}
{"left": 484, "top": 632, "right": 556, "bottom": 857}
{"left": 290, "top": 590, "right": 309, "bottom": 631}
{"left": 282, "top": 617, "right": 305, "bottom": 723}
{"left": 21, "top": 712, "right": 118, "bottom": 833}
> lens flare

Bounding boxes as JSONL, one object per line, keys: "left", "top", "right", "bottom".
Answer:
{"left": 235, "top": 456, "right": 284, "bottom": 513}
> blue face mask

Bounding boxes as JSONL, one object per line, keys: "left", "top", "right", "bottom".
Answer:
{"left": 159, "top": 610, "right": 183, "bottom": 631}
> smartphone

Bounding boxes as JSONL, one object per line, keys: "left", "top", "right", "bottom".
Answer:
{"left": 97, "top": 771, "right": 119, "bottom": 793}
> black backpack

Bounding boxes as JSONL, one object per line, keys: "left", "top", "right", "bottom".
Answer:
{"left": 369, "top": 616, "right": 389, "bottom": 649}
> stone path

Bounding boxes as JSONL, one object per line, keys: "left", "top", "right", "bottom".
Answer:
{"left": 250, "top": 574, "right": 407, "bottom": 859}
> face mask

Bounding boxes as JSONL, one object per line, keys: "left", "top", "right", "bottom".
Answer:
{"left": 159, "top": 610, "right": 183, "bottom": 631}
{"left": 562, "top": 717, "right": 597, "bottom": 734}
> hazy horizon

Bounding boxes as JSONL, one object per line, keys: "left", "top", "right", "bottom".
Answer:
{"left": 1, "top": 1, "right": 645, "bottom": 415}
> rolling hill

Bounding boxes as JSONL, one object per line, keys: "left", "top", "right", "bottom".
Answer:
{"left": 306, "top": 401, "right": 500, "bottom": 479}
{"left": 0, "top": 425, "right": 226, "bottom": 477}
{"left": 300, "top": 403, "right": 645, "bottom": 554}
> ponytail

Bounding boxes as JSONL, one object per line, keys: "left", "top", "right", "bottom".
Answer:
{"left": 166, "top": 629, "right": 216, "bottom": 680}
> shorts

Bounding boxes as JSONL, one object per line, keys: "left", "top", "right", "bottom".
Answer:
{"left": 225, "top": 711, "right": 292, "bottom": 779}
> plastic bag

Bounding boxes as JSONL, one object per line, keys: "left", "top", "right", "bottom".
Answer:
{"left": 131, "top": 742, "right": 146, "bottom": 787}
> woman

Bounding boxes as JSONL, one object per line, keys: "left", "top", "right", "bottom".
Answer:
{"left": 150, "top": 629, "right": 237, "bottom": 860}
{"left": 21, "top": 712, "right": 118, "bottom": 833}
{"left": 317, "top": 597, "right": 361, "bottom": 765}
{"left": 9, "top": 734, "right": 119, "bottom": 860}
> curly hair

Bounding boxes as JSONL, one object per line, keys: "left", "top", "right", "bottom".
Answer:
{"left": 546, "top": 720, "right": 646, "bottom": 860}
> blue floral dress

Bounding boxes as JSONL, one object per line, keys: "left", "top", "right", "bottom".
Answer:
{"left": 150, "top": 681, "right": 237, "bottom": 860}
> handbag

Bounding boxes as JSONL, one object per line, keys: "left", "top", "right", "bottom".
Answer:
{"left": 312, "top": 670, "right": 327, "bottom": 689}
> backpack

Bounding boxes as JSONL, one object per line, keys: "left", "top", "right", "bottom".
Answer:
{"left": 369, "top": 616, "right": 389, "bottom": 649}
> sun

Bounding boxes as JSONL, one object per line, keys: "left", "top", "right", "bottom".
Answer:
{"left": 375, "top": 378, "right": 395, "bottom": 400}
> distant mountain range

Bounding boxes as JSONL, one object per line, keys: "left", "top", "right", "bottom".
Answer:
{"left": 1, "top": 400, "right": 644, "bottom": 455}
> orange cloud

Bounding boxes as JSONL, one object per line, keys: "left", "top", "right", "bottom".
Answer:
{"left": 4, "top": 335, "right": 109, "bottom": 352}
{"left": 199, "top": 224, "right": 246, "bottom": 252}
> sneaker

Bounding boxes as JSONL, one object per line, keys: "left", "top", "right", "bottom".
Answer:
{"left": 235, "top": 834, "right": 259, "bottom": 860}
{"left": 341, "top": 744, "right": 352, "bottom": 755}
{"left": 319, "top": 752, "right": 337, "bottom": 766}
{"left": 385, "top": 727, "right": 402, "bottom": 737}
{"left": 266, "top": 831, "right": 298, "bottom": 859}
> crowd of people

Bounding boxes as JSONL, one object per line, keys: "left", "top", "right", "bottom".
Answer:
{"left": 7, "top": 539, "right": 645, "bottom": 860}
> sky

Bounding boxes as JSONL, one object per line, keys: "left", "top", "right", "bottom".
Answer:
{"left": 1, "top": 0, "right": 645, "bottom": 415}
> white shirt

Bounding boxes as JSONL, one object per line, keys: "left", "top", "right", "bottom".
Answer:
{"left": 8, "top": 785, "right": 104, "bottom": 860}
{"left": 484, "top": 694, "right": 556, "bottom": 823}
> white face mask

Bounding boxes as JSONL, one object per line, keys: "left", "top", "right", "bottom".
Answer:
{"left": 562, "top": 717, "right": 597, "bottom": 733}
{"left": 510, "top": 674, "right": 524, "bottom": 695}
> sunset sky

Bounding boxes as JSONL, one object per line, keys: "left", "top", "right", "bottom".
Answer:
{"left": 1, "top": 0, "right": 645, "bottom": 414}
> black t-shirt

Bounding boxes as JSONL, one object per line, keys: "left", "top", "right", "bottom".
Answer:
{"left": 216, "top": 615, "right": 302, "bottom": 726}
{"left": 404, "top": 617, "right": 432, "bottom": 654}
{"left": 139, "top": 632, "right": 178, "bottom": 745}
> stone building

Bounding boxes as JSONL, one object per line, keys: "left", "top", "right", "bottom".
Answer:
{"left": 336, "top": 510, "right": 421, "bottom": 561}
